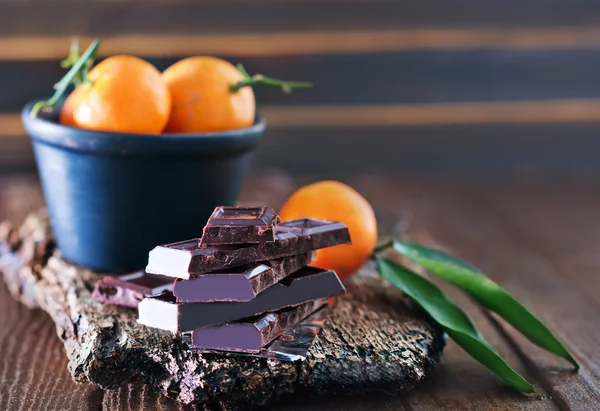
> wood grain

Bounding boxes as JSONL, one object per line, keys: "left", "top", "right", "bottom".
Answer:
{"left": 260, "top": 100, "right": 600, "bottom": 127}
{"left": 7, "top": 100, "right": 600, "bottom": 136}
{"left": 0, "top": 281, "right": 104, "bottom": 411}
{"left": 476, "top": 180, "right": 600, "bottom": 308}
{"left": 101, "top": 384, "right": 193, "bottom": 411}
{"left": 363, "top": 178, "right": 600, "bottom": 410}
{"left": 7, "top": 27, "right": 600, "bottom": 60}
{"left": 11, "top": 119, "right": 600, "bottom": 179}
{"left": 1, "top": 0, "right": 600, "bottom": 38}
{"left": 251, "top": 122, "right": 600, "bottom": 179}
{"left": 5, "top": 49, "right": 600, "bottom": 112}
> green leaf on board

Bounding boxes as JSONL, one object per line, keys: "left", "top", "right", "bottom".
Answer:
{"left": 392, "top": 240, "right": 579, "bottom": 369}
{"left": 376, "top": 257, "right": 535, "bottom": 393}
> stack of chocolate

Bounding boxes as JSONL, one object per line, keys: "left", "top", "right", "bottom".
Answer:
{"left": 93, "top": 206, "right": 350, "bottom": 356}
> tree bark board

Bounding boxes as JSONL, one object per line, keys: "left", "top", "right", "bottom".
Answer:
{"left": 0, "top": 209, "right": 444, "bottom": 409}
{"left": 359, "top": 178, "right": 599, "bottom": 411}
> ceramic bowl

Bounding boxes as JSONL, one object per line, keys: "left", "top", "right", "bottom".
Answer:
{"left": 22, "top": 100, "right": 265, "bottom": 273}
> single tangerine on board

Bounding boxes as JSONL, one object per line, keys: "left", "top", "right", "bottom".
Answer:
{"left": 279, "top": 181, "right": 378, "bottom": 281}
{"left": 162, "top": 56, "right": 256, "bottom": 133}
{"left": 59, "top": 55, "right": 171, "bottom": 134}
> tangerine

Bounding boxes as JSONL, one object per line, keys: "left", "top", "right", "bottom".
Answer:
{"left": 59, "top": 84, "right": 87, "bottom": 128}
{"left": 60, "top": 55, "right": 171, "bottom": 134}
{"left": 279, "top": 181, "right": 378, "bottom": 281}
{"left": 162, "top": 56, "right": 255, "bottom": 133}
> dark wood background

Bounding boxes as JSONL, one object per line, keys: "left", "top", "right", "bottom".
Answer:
{"left": 3, "top": 0, "right": 600, "bottom": 177}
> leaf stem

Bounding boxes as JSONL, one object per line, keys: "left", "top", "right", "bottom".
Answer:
{"left": 373, "top": 239, "right": 394, "bottom": 255}
{"left": 30, "top": 39, "right": 101, "bottom": 117}
{"left": 230, "top": 64, "right": 312, "bottom": 93}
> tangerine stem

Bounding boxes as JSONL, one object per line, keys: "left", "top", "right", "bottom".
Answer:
{"left": 231, "top": 64, "right": 312, "bottom": 93}
{"left": 60, "top": 37, "right": 80, "bottom": 69}
{"left": 236, "top": 63, "right": 252, "bottom": 79}
{"left": 30, "top": 39, "right": 101, "bottom": 117}
{"left": 60, "top": 37, "right": 97, "bottom": 87}
{"left": 60, "top": 37, "right": 84, "bottom": 86}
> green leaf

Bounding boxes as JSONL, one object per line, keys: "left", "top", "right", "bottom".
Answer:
{"left": 376, "top": 257, "right": 535, "bottom": 393}
{"left": 393, "top": 241, "right": 579, "bottom": 369}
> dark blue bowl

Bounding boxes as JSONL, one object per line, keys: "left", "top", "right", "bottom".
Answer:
{"left": 22, "top": 100, "right": 265, "bottom": 273}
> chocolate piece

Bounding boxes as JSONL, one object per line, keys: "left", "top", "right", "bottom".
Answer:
{"left": 137, "top": 266, "right": 345, "bottom": 332}
{"left": 182, "top": 299, "right": 327, "bottom": 353}
{"left": 173, "top": 252, "right": 314, "bottom": 302}
{"left": 146, "top": 219, "right": 351, "bottom": 279}
{"left": 192, "top": 302, "right": 333, "bottom": 361}
{"left": 200, "top": 206, "right": 280, "bottom": 245}
{"left": 92, "top": 271, "right": 174, "bottom": 308}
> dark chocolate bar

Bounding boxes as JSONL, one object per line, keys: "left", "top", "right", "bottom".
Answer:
{"left": 194, "top": 303, "right": 333, "bottom": 361}
{"left": 182, "top": 299, "right": 327, "bottom": 353}
{"left": 173, "top": 252, "right": 314, "bottom": 302}
{"left": 92, "top": 271, "right": 174, "bottom": 308}
{"left": 145, "top": 219, "right": 351, "bottom": 279}
{"left": 200, "top": 206, "right": 280, "bottom": 245}
{"left": 137, "top": 266, "right": 345, "bottom": 332}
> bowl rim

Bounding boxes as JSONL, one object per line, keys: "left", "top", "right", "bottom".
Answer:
{"left": 21, "top": 99, "right": 266, "bottom": 156}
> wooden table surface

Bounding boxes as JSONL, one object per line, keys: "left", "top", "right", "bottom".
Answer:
{"left": 0, "top": 172, "right": 599, "bottom": 411}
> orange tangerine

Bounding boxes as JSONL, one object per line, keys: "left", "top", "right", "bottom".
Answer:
{"left": 162, "top": 56, "right": 255, "bottom": 133}
{"left": 279, "top": 181, "right": 378, "bottom": 281}
{"left": 60, "top": 55, "right": 171, "bottom": 134}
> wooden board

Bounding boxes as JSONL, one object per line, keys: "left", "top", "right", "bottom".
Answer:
{"left": 2, "top": 172, "right": 600, "bottom": 410}
{"left": 0, "top": 208, "right": 444, "bottom": 409}
{"left": 3, "top": 0, "right": 600, "bottom": 37}
{"left": 5, "top": 51, "right": 600, "bottom": 112}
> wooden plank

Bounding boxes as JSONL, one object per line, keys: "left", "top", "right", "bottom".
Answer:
{"left": 101, "top": 384, "right": 192, "bottom": 411}
{"left": 0, "top": 175, "right": 42, "bottom": 224}
{"left": 8, "top": 27, "right": 600, "bottom": 60}
{"left": 2, "top": 0, "right": 600, "bottom": 38}
{"left": 0, "top": 134, "right": 34, "bottom": 172}
{"left": 261, "top": 100, "right": 600, "bottom": 127}
{"left": 366, "top": 178, "right": 600, "bottom": 410}
{"left": 475, "top": 180, "right": 600, "bottom": 308}
{"left": 9, "top": 115, "right": 600, "bottom": 177}
{"left": 7, "top": 100, "right": 600, "bottom": 133}
{"left": 252, "top": 122, "right": 600, "bottom": 178}
{"left": 354, "top": 177, "right": 560, "bottom": 411}
{"left": 4, "top": 49, "right": 600, "bottom": 111}
{"left": 274, "top": 392, "right": 408, "bottom": 410}
{"left": 103, "top": 382, "right": 411, "bottom": 411}
{"left": 0, "top": 280, "right": 105, "bottom": 411}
